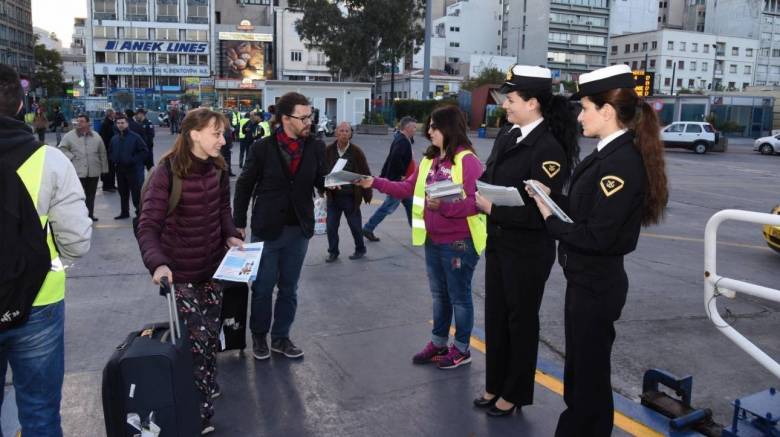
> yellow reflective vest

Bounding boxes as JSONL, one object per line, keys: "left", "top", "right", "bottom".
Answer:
{"left": 16, "top": 146, "right": 66, "bottom": 306}
{"left": 238, "top": 117, "right": 249, "bottom": 140}
{"left": 259, "top": 120, "right": 271, "bottom": 138}
{"left": 411, "top": 150, "right": 486, "bottom": 255}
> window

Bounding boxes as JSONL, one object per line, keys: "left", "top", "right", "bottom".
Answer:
{"left": 666, "top": 123, "right": 685, "bottom": 133}
{"left": 700, "top": 80, "right": 706, "bottom": 88}
{"left": 732, "top": 46, "right": 739, "bottom": 56}
{"left": 690, "top": 61, "right": 696, "bottom": 71}
{"left": 761, "top": 32, "right": 772, "bottom": 40}
{"left": 745, "top": 65, "right": 751, "bottom": 74}
{"left": 678, "top": 60, "right": 684, "bottom": 69}
{"left": 642, "top": 42, "right": 648, "bottom": 51}
{"left": 729, "top": 64, "right": 737, "bottom": 73}
{"left": 92, "top": 26, "right": 117, "bottom": 38}
{"left": 677, "top": 78, "right": 682, "bottom": 87}
{"left": 631, "top": 60, "right": 638, "bottom": 69}
{"left": 680, "top": 42, "right": 686, "bottom": 51}
{"left": 449, "top": 42, "right": 460, "bottom": 47}
{"left": 290, "top": 51, "right": 302, "bottom": 62}
{"left": 157, "top": 53, "right": 177, "bottom": 64}
{"left": 187, "top": 54, "right": 207, "bottom": 65}
{"left": 124, "top": 27, "right": 148, "bottom": 39}
{"left": 743, "top": 82, "right": 750, "bottom": 89}
{"left": 703, "top": 44, "right": 709, "bottom": 53}
{"left": 624, "top": 44, "right": 630, "bottom": 53}
{"left": 187, "top": 4, "right": 207, "bottom": 23}
{"left": 688, "top": 79, "right": 695, "bottom": 88}
{"left": 685, "top": 124, "right": 702, "bottom": 133}
{"left": 702, "top": 61, "right": 708, "bottom": 71}
{"left": 156, "top": 28, "right": 178, "bottom": 40}
{"left": 692, "top": 42, "right": 698, "bottom": 52}
{"left": 125, "top": 0, "right": 147, "bottom": 18}
{"left": 93, "top": 0, "right": 116, "bottom": 18}
{"left": 126, "top": 53, "right": 149, "bottom": 64}
{"left": 746, "top": 48, "right": 754, "bottom": 57}
{"left": 449, "top": 26, "right": 460, "bottom": 32}
{"left": 651, "top": 41, "right": 657, "bottom": 50}
{"left": 760, "top": 47, "right": 770, "bottom": 57}
{"left": 185, "top": 30, "right": 207, "bottom": 41}
{"left": 650, "top": 59, "right": 656, "bottom": 68}
{"left": 772, "top": 48, "right": 780, "bottom": 57}
{"left": 611, "top": 45, "right": 617, "bottom": 55}
{"left": 728, "top": 81, "right": 735, "bottom": 89}
{"left": 666, "top": 59, "right": 672, "bottom": 68}
{"left": 157, "top": 2, "right": 178, "bottom": 21}
{"left": 664, "top": 77, "right": 671, "bottom": 86}
{"left": 633, "top": 43, "right": 639, "bottom": 52}
{"left": 668, "top": 41, "right": 674, "bottom": 50}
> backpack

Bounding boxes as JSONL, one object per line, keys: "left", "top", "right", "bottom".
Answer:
{"left": 132, "top": 159, "right": 222, "bottom": 236}
{"left": 0, "top": 145, "right": 52, "bottom": 330}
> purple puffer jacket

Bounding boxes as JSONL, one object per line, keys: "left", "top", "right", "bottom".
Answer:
{"left": 137, "top": 154, "right": 241, "bottom": 283}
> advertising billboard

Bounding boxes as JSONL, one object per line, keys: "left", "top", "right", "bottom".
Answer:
{"left": 217, "top": 32, "right": 273, "bottom": 80}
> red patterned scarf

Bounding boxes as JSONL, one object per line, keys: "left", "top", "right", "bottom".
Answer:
{"left": 276, "top": 128, "right": 303, "bottom": 175}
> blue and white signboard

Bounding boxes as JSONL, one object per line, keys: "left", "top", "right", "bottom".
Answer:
{"left": 97, "top": 40, "right": 208, "bottom": 54}
{"left": 96, "top": 64, "right": 210, "bottom": 77}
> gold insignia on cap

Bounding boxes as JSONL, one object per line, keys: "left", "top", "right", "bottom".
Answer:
{"left": 506, "top": 65, "right": 515, "bottom": 81}
{"left": 542, "top": 161, "right": 561, "bottom": 178}
{"left": 599, "top": 175, "right": 624, "bottom": 197}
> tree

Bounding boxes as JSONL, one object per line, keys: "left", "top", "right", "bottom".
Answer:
{"left": 460, "top": 68, "right": 506, "bottom": 91}
{"left": 33, "top": 44, "right": 64, "bottom": 97}
{"left": 290, "top": 0, "right": 425, "bottom": 82}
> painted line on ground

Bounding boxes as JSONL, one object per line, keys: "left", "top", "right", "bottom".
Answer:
{"left": 436, "top": 322, "right": 667, "bottom": 436}
{"left": 641, "top": 232, "right": 770, "bottom": 251}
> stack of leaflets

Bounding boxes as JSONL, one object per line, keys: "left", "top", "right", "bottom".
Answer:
{"left": 212, "top": 242, "right": 264, "bottom": 283}
{"left": 524, "top": 180, "right": 574, "bottom": 223}
{"left": 425, "top": 180, "right": 464, "bottom": 202}
{"left": 476, "top": 181, "right": 525, "bottom": 207}
{"left": 324, "top": 158, "right": 368, "bottom": 187}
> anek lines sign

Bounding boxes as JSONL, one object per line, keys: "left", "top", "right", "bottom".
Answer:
{"left": 101, "top": 40, "right": 208, "bottom": 54}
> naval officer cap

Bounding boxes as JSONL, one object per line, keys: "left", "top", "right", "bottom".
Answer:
{"left": 499, "top": 65, "right": 552, "bottom": 94}
{"left": 571, "top": 64, "right": 635, "bottom": 100}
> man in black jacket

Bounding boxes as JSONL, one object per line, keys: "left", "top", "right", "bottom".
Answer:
{"left": 99, "top": 109, "right": 117, "bottom": 191}
{"left": 134, "top": 108, "right": 155, "bottom": 169}
{"left": 361, "top": 116, "right": 416, "bottom": 242}
{"left": 234, "top": 92, "right": 326, "bottom": 361}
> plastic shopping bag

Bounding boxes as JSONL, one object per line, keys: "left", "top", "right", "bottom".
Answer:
{"left": 314, "top": 196, "right": 327, "bottom": 235}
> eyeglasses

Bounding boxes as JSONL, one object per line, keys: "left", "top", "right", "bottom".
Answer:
{"left": 286, "top": 113, "right": 313, "bottom": 123}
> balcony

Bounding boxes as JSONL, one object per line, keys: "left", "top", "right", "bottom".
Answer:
{"left": 157, "top": 15, "right": 179, "bottom": 22}
{"left": 126, "top": 14, "right": 148, "bottom": 21}
{"left": 94, "top": 12, "right": 116, "bottom": 20}
{"left": 714, "top": 69, "right": 724, "bottom": 77}
{"left": 186, "top": 16, "right": 208, "bottom": 24}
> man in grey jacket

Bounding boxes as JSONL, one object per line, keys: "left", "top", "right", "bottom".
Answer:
{"left": 58, "top": 114, "right": 109, "bottom": 221}
{"left": 0, "top": 64, "right": 92, "bottom": 437}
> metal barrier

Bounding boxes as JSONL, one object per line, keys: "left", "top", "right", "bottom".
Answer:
{"left": 704, "top": 209, "right": 780, "bottom": 379}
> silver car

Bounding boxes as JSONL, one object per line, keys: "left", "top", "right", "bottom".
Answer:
{"left": 753, "top": 134, "right": 780, "bottom": 155}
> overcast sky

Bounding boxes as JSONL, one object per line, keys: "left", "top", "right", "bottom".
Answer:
{"left": 32, "top": 0, "right": 87, "bottom": 46}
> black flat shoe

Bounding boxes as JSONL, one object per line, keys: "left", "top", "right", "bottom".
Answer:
{"left": 486, "top": 404, "right": 517, "bottom": 417}
{"left": 325, "top": 253, "right": 339, "bottom": 263}
{"left": 473, "top": 396, "right": 497, "bottom": 408}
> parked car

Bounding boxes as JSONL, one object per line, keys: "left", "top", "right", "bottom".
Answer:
{"left": 753, "top": 134, "right": 780, "bottom": 155}
{"left": 660, "top": 121, "right": 719, "bottom": 154}
{"left": 763, "top": 204, "right": 780, "bottom": 254}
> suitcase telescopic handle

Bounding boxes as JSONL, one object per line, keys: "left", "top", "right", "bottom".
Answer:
{"left": 159, "top": 277, "right": 182, "bottom": 345}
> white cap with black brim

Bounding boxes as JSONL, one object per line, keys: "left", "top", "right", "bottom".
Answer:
{"left": 571, "top": 64, "right": 635, "bottom": 100}
{"left": 499, "top": 64, "right": 553, "bottom": 94}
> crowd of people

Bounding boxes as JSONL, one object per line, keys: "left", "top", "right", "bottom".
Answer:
{"left": 1, "top": 59, "right": 670, "bottom": 437}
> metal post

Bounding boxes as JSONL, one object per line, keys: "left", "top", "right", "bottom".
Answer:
{"left": 670, "top": 61, "right": 676, "bottom": 95}
{"left": 130, "top": 21, "right": 136, "bottom": 109}
{"left": 422, "top": 0, "right": 432, "bottom": 101}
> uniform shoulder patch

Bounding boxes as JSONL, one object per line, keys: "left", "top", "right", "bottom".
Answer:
{"left": 599, "top": 175, "right": 624, "bottom": 197}
{"left": 542, "top": 161, "right": 561, "bottom": 178}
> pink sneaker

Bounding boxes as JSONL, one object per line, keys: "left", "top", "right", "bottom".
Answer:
{"left": 412, "top": 341, "right": 448, "bottom": 364}
{"left": 437, "top": 345, "right": 471, "bottom": 370}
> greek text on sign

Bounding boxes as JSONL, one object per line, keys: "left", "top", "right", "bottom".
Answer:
{"left": 101, "top": 40, "right": 208, "bottom": 54}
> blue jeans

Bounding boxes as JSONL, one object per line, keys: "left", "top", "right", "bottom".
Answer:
{"left": 327, "top": 193, "right": 365, "bottom": 255}
{"left": 363, "top": 195, "right": 412, "bottom": 232}
{"left": 425, "top": 239, "right": 479, "bottom": 352}
{"left": 250, "top": 226, "right": 310, "bottom": 339}
{"left": 0, "top": 301, "right": 65, "bottom": 437}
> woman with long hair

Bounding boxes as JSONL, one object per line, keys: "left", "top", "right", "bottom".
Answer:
{"left": 356, "top": 105, "right": 486, "bottom": 370}
{"left": 136, "top": 108, "right": 244, "bottom": 435}
{"left": 473, "top": 65, "right": 579, "bottom": 417}
{"left": 527, "top": 64, "right": 668, "bottom": 436}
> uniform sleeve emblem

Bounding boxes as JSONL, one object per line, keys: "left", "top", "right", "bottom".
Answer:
{"left": 599, "top": 175, "right": 624, "bottom": 197}
{"left": 542, "top": 161, "right": 561, "bottom": 178}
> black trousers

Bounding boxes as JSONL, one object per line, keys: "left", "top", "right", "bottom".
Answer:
{"left": 326, "top": 193, "right": 365, "bottom": 256}
{"left": 79, "top": 177, "right": 99, "bottom": 218}
{"left": 102, "top": 159, "right": 117, "bottom": 190}
{"left": 484, "top": 236, "right": 555, "bottom": 405}
{"left": 555, "top": 263, "right": 628, "bottom": 437}
{"left": 116, "top": 166, "right": 141, "bottom": 216}
{"left": 239, "top": 140, "right": 251, "bottom": 168}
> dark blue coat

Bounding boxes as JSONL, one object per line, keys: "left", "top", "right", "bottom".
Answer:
{"left": 110, "top": 130, "right": 148, "bottom": 169}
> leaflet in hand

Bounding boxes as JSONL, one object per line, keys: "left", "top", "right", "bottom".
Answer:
{"left": 212, "top": 242, "right": 264, "bottom": 283}
{"left": 325, "top": 158, "right": 369, "bottom": 187}
{"left": 524, "top": 180, "right": 574, "bottom": 223}
{"left": 476, "top": 181, "right": 525, "bottom": 207}
{"left": 425, "top": 180, "right": 464, "bottom": 202}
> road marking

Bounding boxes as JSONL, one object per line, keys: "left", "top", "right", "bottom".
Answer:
{"left": 440, "top": 324, "right": 665, "bottom": 436}
{"left": 641, "top": 232, "right": 770, "bottom": 251}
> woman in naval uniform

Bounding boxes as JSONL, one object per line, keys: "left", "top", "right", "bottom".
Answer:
{"left": 527, "top": 64, "right": 668, "bottom": 436}
{"left": 472, "top": 65, "right": 579, "bottom": 417}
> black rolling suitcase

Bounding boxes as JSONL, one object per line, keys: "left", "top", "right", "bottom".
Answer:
{"left": 219, "top": 282, "right": 249, "bottom": 352}
{"left": 102, "top": 278, "right": 200, "bottom": 437}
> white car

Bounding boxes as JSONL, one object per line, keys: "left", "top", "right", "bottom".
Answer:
{"left": 753, "top": 134, "right": 780, "bottom": 155}
{"left": 660, "top": 121, "right": 719, "bottom": 154}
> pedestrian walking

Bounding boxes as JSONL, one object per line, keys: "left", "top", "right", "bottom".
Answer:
{"left": 362, "top": 116, "right": 417, "bottom": 242}
{"left": 135, "top": 108, "right": 156, "bottom": 170}
{"left": 110, "top": 114, "right": 148, "bottom": 219}
{"left": 355, "top": 105, "right": 486, "bottom": 370}
{"left": 323, "top": 122, "right": 372, "bottom": 262}
{"left": 57, "top": 114, "right": 109, "bottom": 221}
{"left": 136, "top": 108, "right": 244, "bottom": 435}
{"left": 526, "top": 64, "right": 669, "bottom": 437}
{"left": 32, "top": 107, "right": 48, "bottom": 143}
{"left": 472, "top": 65, "right": 580, "bottom": 417}
{"left": 99, "top": 109, "right": 117, "bottom": 192}
{"left": 50, "top": 106, "right": 67, "bottom": 145}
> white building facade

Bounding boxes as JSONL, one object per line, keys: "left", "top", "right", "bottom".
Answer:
{"left": 86, "top": 0, "right": 212, "bottom": 96}
{"left": 610, "top": 29, "right": 758, "bottom": 94}
{"left": 610, "top": 0, "right": 658, "bottom": 36}
{"left": 274, "top": 8, "right": 331, "bottom": 82}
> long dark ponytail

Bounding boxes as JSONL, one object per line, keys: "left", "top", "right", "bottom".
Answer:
{"left": 517, "top": 89, "right": 580, "bottom": 182}
{"left": 588, "top": 88, "right": 668, "bottom": 225}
